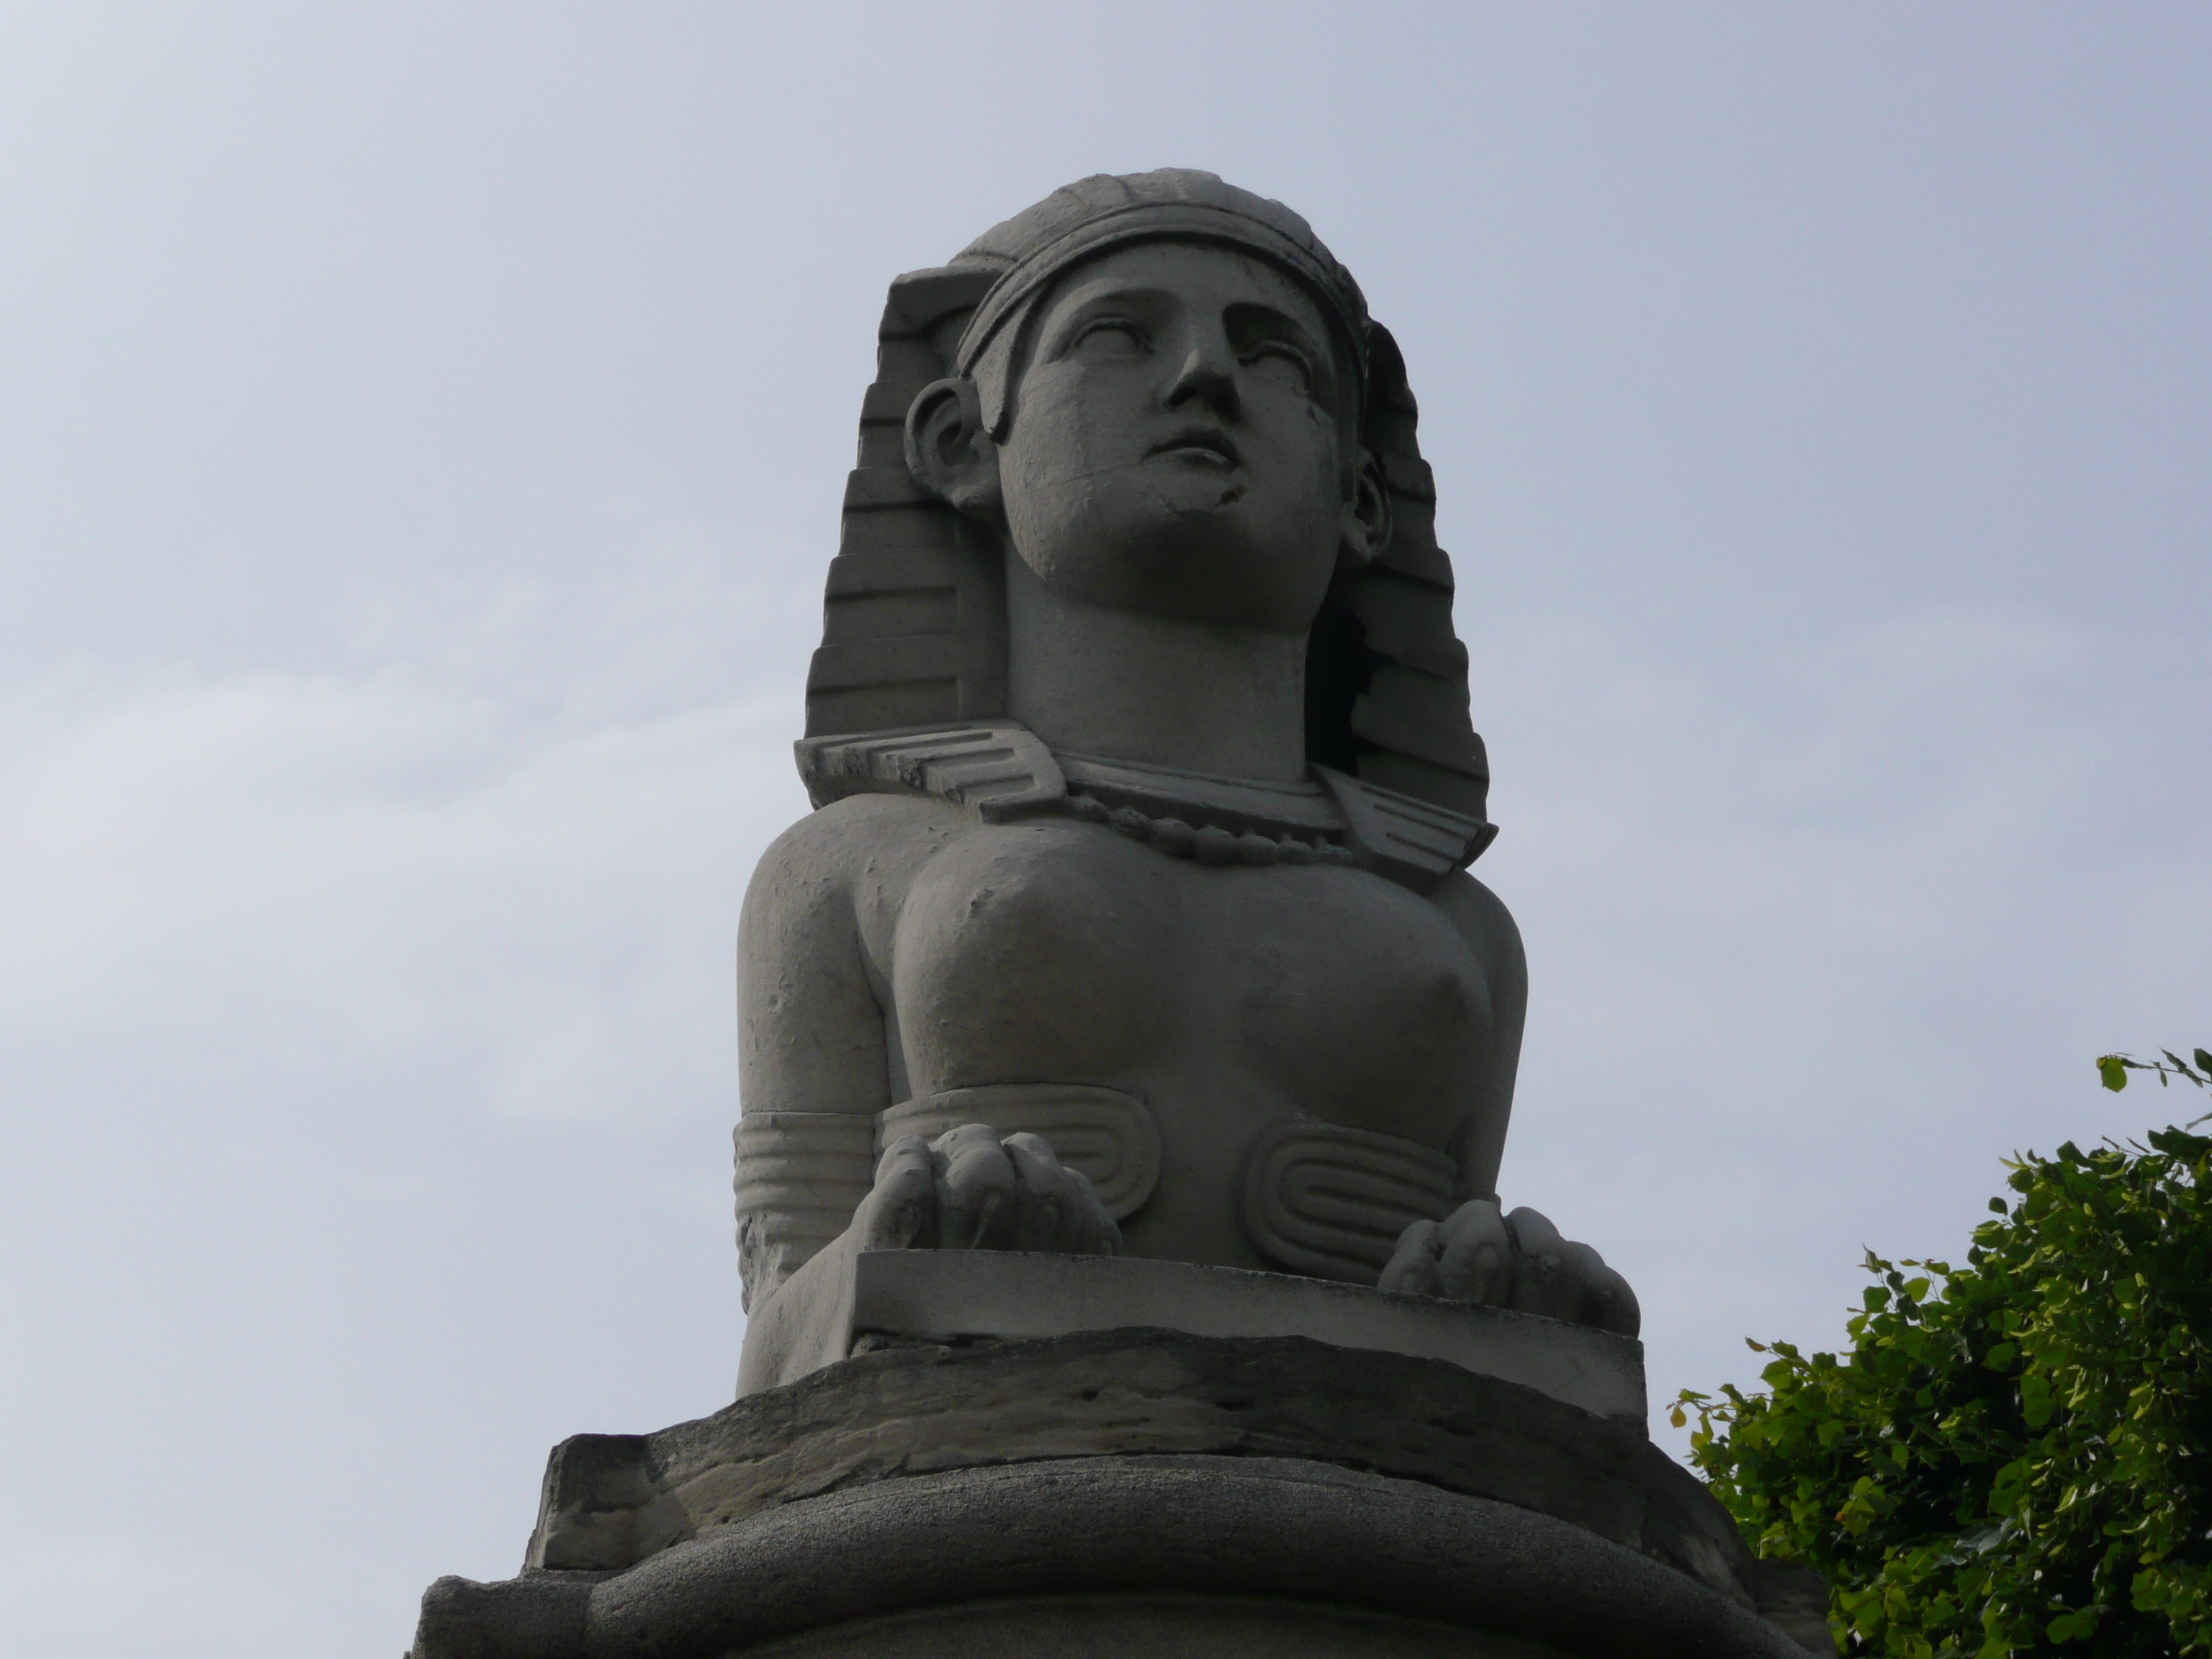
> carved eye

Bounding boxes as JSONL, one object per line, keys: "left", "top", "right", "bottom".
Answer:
{"left": 1242, "top": 342, "right": 1313, "bottom": 394}
{"left": 1073, "top": 320, "right": 1146, "bottom": 358}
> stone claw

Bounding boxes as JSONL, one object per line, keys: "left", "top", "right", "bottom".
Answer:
{"left": 1380, "top": 1200, "right": 1640, "bottom": 1337}
{"left": 856, "top": 1123, "right": 1121, "bottom": 1257}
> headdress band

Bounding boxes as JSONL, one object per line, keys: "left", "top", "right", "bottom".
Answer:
{"left": 953, "top": 199, "right": 1371, "bottom": 397}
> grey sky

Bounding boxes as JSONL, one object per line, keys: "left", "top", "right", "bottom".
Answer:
{"left": 1, "top": 6, "right": 2206, "bottom": 1653}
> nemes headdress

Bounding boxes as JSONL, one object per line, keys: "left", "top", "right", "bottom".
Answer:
{"left": 951, "top": 171, "right": 1370, "bottom": 436}
{"left": 801, "top": 169, "right": 1493, "bottom": 835}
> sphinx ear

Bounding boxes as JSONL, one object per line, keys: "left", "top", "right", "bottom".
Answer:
{"left": 905, "top": 377, "right": 1002, "bottom": 519}
{"left": 1338, "top": 451, "right": 1392, "bottom": 572}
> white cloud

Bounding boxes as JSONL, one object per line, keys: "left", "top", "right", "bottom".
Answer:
{"left": 0, "top": 529, "right": 817, "bottom": 1116}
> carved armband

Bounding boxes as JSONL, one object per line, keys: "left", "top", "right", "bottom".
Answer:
{"left": 1241, "top": 1119, "right": 1458, "bottom": 1283}
{"left": 878, "top": 1083, "right": 1161, "bottom": 1220}
{"left": 739, "top": 1092, "right": 1457, "bottom": 1302}
{"left": 732, "top": 1111, "right": 878, "bottom": 1310}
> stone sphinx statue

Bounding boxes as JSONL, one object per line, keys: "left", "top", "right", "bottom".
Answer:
{"left": 734, "top": 168, "right": 1637, "bottom": 1350}
{"left": 407, "top": 172, "right": 1828, "bottom": 1659}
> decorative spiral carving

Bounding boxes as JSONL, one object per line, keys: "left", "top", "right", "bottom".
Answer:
{"left": 1241, "top": 1119, "right": 1457, "bottom": 1283}
{"left": 732, "top": 1110, "right": 878, "bottom": 1310}
{"left": 878, "top": 1084, "right": 1161, "bottom": 1220}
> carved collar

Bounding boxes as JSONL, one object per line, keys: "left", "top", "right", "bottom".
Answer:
{"left": 795, "top": 722, "right": 1493, "bottom": 894}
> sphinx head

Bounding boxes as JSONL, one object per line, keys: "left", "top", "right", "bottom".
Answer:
{"left": 803, "top": 171, "right": 1490, "bottom": 825}
{"left": 905, "top": 175, "right": 1391, "bottom": 636}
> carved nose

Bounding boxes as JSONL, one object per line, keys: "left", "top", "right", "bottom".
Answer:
{"left": 1163, "top": 347, "right": 1240, "bottom": 418}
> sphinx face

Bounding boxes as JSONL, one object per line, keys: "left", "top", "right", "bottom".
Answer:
{"left": 992, "top": 240, "right": 1357, "bottom": 635}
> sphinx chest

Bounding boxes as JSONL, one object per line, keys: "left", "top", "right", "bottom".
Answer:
{"left": 887, "top": 817, "right": 1494, "bottom": 1153}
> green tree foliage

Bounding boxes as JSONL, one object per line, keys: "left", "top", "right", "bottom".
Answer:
{"left": 1676, "top": 1050, "right": 2212, "bottom": 1658}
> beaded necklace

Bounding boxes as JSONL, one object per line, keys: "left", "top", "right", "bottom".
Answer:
{"left": 795, "top": 722, "right": 1493, "bottom": 894}
{"left": 1059, "top": 791, "right": 1356, "bottom": 868}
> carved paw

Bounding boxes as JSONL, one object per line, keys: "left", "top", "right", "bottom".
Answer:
{"left": 1379, "top": 1199, "right": 1640, "bottom": 1337}
{"left": 855, "top": 1123, "right": 1122, "bottom": 1256}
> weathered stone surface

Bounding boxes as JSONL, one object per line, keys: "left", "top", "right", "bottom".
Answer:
{"left": 511, "top": 1329, "right": 1791, "bottom": 1629}
{"left": 735, "top": 170, "right": 1625, "bottom": 1325}
{"left": 738, "top": 1249, "right": 1647, "bottom": 1417}
{"left": 410, "top": 171, "right": 1832, "bottom": 1658}
{"left": 415, "top": 1455, "right": 1817, "bottom": 1659}
{"left": 734, "top": 1593, "right": 1567, "bottom": 1658}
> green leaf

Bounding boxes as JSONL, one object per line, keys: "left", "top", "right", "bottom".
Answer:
{"left": 1683, "top": 1076, "right": 2212, "bottom": 1659}
{"left": 2046, "top": 1606, "right": 2103, "bottom": 1643}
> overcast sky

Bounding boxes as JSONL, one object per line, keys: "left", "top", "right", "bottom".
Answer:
{"left": 1, "top": 6, "right": 2206, "bottom": 1655}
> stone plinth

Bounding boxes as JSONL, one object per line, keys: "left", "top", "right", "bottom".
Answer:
{"left": 740, "top": 1246, "right": 1647, "bottom": 1420}
{"left": 420, "top": 1452, "right": 1818, "bottom": 1658}
{"left": 410, "top": 1310, "right": 1827, "bottom": 1655}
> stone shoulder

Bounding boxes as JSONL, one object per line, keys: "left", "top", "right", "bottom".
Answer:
{"left": 745, "top": 793, "right": 978, "bottom": 917}
{"left": 1426, "top": 868, "right": 1527, "bottom": 990}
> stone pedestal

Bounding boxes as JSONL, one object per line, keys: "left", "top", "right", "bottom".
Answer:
{"left": 409, "top": 1258, "right": 1827, "bottom": 1657}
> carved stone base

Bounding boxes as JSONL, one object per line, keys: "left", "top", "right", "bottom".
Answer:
{"left": 737, "top": 1590, "right": 1561, "bottom": 1658}
{"left": 737, "top": 1246, "right": 1647, "bottom": 1413}
{"left": 409, "top": 1328, "right": 1827, "bottom": 1657}
{"left": 420, "top": 1456, "right": 1812, "bottom": 1658}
